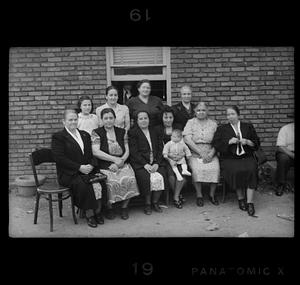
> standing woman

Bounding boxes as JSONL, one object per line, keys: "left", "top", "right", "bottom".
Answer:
{"left": 212, "top": 105, "right": 260, "bottom": 216}
{"left": 154, "top": 105, "right": 187, "bottom": 208}
{"left": 77, "top": 95, "right": 99, "bottom": 135}
{"left": 183, "top": 102, "right": 220, "bottom": 207}
{"left": 173, "top": 85, "right": 196, "bottom": 128}
{"left": 128, "top": 110, "right": 168, "bottom": 215}
{"left": 96, "top": 86, "right": 130, "bottom": 131}
{"left": 51, "top": 109, "right": 103, "bottom": 228}
{"left": 126, "top": 79, "right": 164, "bottom": 127}
{"left": 91, "top": 108, "right": 139, "bottom": 220}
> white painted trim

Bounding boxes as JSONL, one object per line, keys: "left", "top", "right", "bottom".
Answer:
{"left": 111, "top": 64, "right": 166, "bottom": 67}
{"left": 105, "top": 47, "right": 111, "bottom": 86}
{"left": 165, "top": 47, "right": 171, "bottom": 106}
{"left": 106, "top": 47, "right": 171, "bottom": 104}
{"left": 112, "top": 75, "right": 166, "bottom": 81}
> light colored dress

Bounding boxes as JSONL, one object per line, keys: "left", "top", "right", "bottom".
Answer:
{"left": 96, "top": 103, "right": 130, "bottom": 130}
{"left": 183, "top": 118, "right": 220, "bottom": 183}
{"left": 91, "top": 130, "right": 139, "bottom": 204}
{"left": 77, "top": 113, "right": 99, "bottom": 135}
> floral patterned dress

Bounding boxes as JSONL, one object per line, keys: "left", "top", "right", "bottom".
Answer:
{"left": 183, "top": 118, "right": 220, "bottom": 183}
{"left": 91, "top": 130, "right": 139, "bottom": 204}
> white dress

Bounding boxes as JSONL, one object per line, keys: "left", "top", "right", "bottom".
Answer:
{"left": 183, "top": 118, "right": 220, "bottom": 183}
{"left": 77, "top": 113, "right": 99, "bottom": 135}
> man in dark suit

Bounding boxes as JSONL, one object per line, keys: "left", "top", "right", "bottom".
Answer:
{"left": 51, "top": 109, "right": 103, "bottom": 228}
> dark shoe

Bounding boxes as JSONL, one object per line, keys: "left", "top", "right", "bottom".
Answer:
{"left": 247, "top": 203, "right": 255, "bottom": 216}
{"left": 209, "top": 195, "right": 219, "bottom": 206}
{"left": 86, "top": 216, "right": 97, "bottom": 228}
{"left": 196, "top": 197, "right": 204, "bottom": 207}
{"left": 173, "top": 199, "right": 183, "bottom": 209}
{"left": 179, "top": 194, "right": 186, "bottom": 204}
{"left": 283, "top": 183, "right": 291, "bottom": 193}
{"left": 152, "top": 203, "right": 163, "bottom": 213}
{"left": 120, "top": 207, "right": 129, "bottom": 220}
{"left": 275, "top": 185, "right": 284, "bottom": 196}
{"left": 105, "top": 208, "right": 116, "bottom": 220}
{"left": 94, "top": 213, "right": 104, "bottom": 224}
{"left": 144, "top": 204, "right": 152, "bottom": 215}
{"left": 238, "top": 199, "right": 247, "bottom": 211}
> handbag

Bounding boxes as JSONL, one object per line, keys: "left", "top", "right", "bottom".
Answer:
{"left": 88, "top": 172, "right": 107, "bottom": 183}
{"left": 253, "top": 147, "right": 267, "bottom": 165}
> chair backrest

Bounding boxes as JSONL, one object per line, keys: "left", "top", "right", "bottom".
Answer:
{"left": 29, "top": 148, "right": 55, "bottom": 187}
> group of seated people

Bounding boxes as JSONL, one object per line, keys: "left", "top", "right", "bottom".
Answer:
{"left": 51, "top": 79, "right": 294, "bottom": 228}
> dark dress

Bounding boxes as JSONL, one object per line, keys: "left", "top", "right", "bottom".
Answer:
{"left": 128, "top": 126, "right": 168, "bottom": 196}
{"left": 172, "top": 102, "right": 196, "bottom": 128}
{"left": 212, "top": 122, "right": 260, "bottom": 190}
{"left": 51, "top": 128, "right": 99, "bottom": 210}
{"left": 126, "top": 95, "right": 164, "bottom": 127}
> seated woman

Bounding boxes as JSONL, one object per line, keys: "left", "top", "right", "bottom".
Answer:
{"left": 212, "top": 105, "right": 260, "bottom": 216}
{"left": 128, "top": 110, "right": 168, "bottom": 215}
{"left": 154, "top": 106, "right": 187, "bottom": 208}
{"left": 91, "top": 108, "right": 139, "bottom": 220}
{"left": 183, "top": 102, "right": 220, "bottom": 207}
{"left": 51, "top": 109, "right": 103, "bottom": 228}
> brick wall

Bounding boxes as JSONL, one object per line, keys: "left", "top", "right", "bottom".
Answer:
{"left": 9, "top": 47, "right": 107, "bottom": 185}
{"left": 9, "top": 46, "right": 294, "bottom": 186}
{"left": 170, "top": 47, "right": 294, "bottom": 161}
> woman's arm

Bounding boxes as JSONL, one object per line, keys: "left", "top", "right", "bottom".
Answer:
{"left": 245, "top": 123, "right": 260, "bottom": 150}
{"left": 184, "top": 135, "right": 201, "bottom": 155}
{"left": 128, "top": 129, "right": 148, "bottom": 166}
{"left": 90, "top": 130, "right": 119, "bottom": 163}
{"left": 51, "top": 133, "right": 81, "bottom": 172}
{"left": 124, "top": 107, "right": 130, "bottom": 131}
{"left": 211, "top": 125, "right": 230, "bottom": 154}
{"left": 121, "top": 137, "right": 130, "bottom": 161}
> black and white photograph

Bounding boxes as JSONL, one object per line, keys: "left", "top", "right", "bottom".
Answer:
{"left": 8, "top": 46, "right": 294, "bottom": 238}
{"left": 5, "top": 3, "right": 297, "bottom": 281}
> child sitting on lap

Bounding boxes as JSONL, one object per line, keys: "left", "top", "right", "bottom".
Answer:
{"left": 163, "top": 129, "right": 192, "bottom": 181}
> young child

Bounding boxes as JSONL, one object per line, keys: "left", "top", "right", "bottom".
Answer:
{"left": 163, "top": 129, "right": 192, "bottom": 181}
{"left": 77, "top": 95, "right": 99, "bottom": 135}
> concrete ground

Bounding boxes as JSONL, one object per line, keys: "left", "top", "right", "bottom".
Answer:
{"left": 9, "top": 184, "right": 294, "bottom": 238}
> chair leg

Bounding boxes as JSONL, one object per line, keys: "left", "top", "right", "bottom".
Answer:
{"left": 58, "top": 193, "right": 63, "bottom": 217}
{"left": 70, "top": 192, "right": 78, "bottom": 224}
{"left": 48, "top": 194, "right": 54, "bottom": 232}
{"left": 34, "top": 192, "right": 40, "bottom": 224}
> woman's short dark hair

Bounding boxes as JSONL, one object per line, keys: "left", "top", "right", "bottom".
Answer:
{"left": 134, "top": 110, "right": 150, "bottom": 121}
{"left": 137, "top": 79, "right": 151, "bottom": 90}
{"left": 77, "top": 95, "right": 94, "bottom": 113}
{"left": 228, "top": 105, "right": 240, "bottom": 116}
{"left": 100, "top": 107, "right": 116, "bottom": 119}
{"left": 160, "top": 105, "right": 175, "bottom": 123}
{"left": 106, "top": 85, "right": 118, "bottom": 95}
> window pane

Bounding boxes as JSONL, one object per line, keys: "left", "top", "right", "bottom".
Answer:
{"left": 114, "top": 66, "right": 163, "bottom": 75}
{"left": 113, "top": 47, "right": 163, "bottom": 65}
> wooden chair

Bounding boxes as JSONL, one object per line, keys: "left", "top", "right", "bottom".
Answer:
{"left": 29, "top": 148, "right": 78, "bottom": 232}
